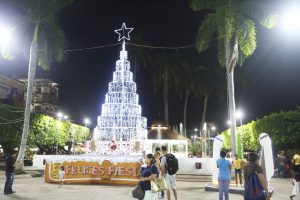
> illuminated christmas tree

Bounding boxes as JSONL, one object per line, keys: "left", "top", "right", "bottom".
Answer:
{"left": 93, "top": 23, "right": 147, "bottom": 141}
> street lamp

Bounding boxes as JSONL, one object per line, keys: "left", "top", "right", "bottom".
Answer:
{"left": 279, "top": 1, "right": 300, "bottom": 33}
{"left": 56, "top": 112, "right": 67, "bottom": 155}
{"left": 0, "top": 23, "right": 13, "bottom": 48}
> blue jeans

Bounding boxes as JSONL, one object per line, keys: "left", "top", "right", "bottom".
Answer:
{"left": 218, "top": 178, "right": 230, "bottom": 200}
{"left": 4, "top": 172, "right": 14, "bottom": 193}
{"left": 278, "top": 163, "right": 285, "bottom": 178}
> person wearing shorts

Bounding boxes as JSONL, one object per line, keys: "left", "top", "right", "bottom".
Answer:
{"left": 160, "top": 146, "right": 177, "bottom": 200}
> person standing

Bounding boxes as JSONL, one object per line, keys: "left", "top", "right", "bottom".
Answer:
{"left": 232, "top": 154, "right": 243, "bottom": 187}
{"left": 160, "top": 145, "right": 177, "bottom": 200}
{"left": 292, "top": 153, "right": 300, "bottom": 175}
{"left": 140, "top": 151, "right": 147, "bottom": 174}
{"left": 154, "top": 147, "right": 163, "bottom": 199}
{"left": 58, "top": 166, "right": 65, "bottom": 188}
{"left": 4, "top": 150, "right": 17, "bottom": 195}
{"left": 140, "top": 154, "right": 159, "bottom": 200}
{"left": 277, "top": 150, "right": 287, "bottom": 178}
{"left": 216, "top": 151, "right": 231, "bottom": 200}
{"left": 244, "top": 152, "right": 270, "bottom": 200}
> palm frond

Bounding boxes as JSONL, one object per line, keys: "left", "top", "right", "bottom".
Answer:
{"left": 189, "top": 0, "right": 223, "bottom": 11}
{"left": 239, "top": 0, "right": 278, "bottom": 29}
{"left": 37, "top": 39, "right": 50, "bottom": 70}
{"left": 217, "top": 38, "right": 226, "bottom": 67}
{"left": 195, "top": 13, "right": 217, "bottom": 53}
{"left": 237, "top": 19, "right": 256, "bottom": 57}
{"left": 216, "top": 5, "right": 237, "bottom": 42}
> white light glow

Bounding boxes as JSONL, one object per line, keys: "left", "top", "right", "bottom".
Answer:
{"left": 57, "top": 112, "right": 63, "bottom": 118}
{"left": 211, "top": 126, "right": 216, "bottom": 131}
{"left": 280, "top": 3, "right": 300, "bottom": 33}
{"left": 94, "top": 24, "right": 147, "bottom": 141}
{"left": 0, "top": 23, "right": 13, "bottom": 47}
{"left": 235, "top": 110, "right": 243, "bottom": 119}
{"left": 84, "top": 118, "right": 90, "bottom": 125}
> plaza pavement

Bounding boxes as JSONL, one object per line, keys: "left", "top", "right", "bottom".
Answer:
{"left": 0, "top": 170, "right": 294, "bottom": 200}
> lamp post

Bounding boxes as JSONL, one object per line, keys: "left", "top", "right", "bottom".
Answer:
{"left": 236, "top": 110, "right": 244, "bottom": 157}
{"left": 84, "top": 118, "right": 90, "bottom": 154}
{"left": 210, "top": 126, "right": 216, "bottom": 157}
{"left": 56, "top": 112, "right": 68, "bottom": 155}
{"left": 194, "top": 128, "right": 198, "bottom": 139}
{"left": 202, "top": 122, "right": 207, "bottom": 157}
{"left": 84, "top": 118, "right": 91, "bottom": 141}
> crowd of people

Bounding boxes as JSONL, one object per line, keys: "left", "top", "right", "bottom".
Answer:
{"left": 3, "top": 147, "right": 300, "bottom": 200}
{"left": 216, "top": 150, "right": 300, "bottom": 200}
{"left": 139, "top": 145, "right": 178, "bottom": 200}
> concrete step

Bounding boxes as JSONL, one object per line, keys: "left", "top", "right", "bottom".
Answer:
{"left": 176, "top": 173, "right": 212, "bottom": 182}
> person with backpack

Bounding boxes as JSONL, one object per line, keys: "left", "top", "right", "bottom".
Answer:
{"left": 160, "top": 145, "right": 178, "bottom": 200}
{"left": 244, "top": 152, "right": 270, "bottom": 200}
{"left": 216, "top": 150, "right": 231, "bottom": 200}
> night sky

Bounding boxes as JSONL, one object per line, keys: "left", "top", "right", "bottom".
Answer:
{"left": 0, "top": 0, "right": 300, "bottom": 133}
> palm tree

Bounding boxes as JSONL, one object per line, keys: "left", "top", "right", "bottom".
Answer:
{"left": 195, "top": 65, "right": 226, "bottom": 135}
{"left": 12, "top": 0, "right": 73, "bottom": 168}
{"left": 150, "top": 52, "right": 180, "bottom": 125}
{"left": 176, "top": 60, "right": 204, "bottom": 137}
{"left": 128, "top": 32, "right": 153, "bottom": 81}
{"left": 190, "top": 0, "right": 277, "bottom": 154}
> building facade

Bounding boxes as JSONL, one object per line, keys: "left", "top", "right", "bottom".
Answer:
{"left": 20, "top": 78, "right": 59, "bottom": 115}
{"left": 0, "top": 75, "right": 25, "bottom": 107}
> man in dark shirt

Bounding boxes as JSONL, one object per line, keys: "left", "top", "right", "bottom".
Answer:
{"left": 4, "top": 150, "right": 17, "bottom": 195}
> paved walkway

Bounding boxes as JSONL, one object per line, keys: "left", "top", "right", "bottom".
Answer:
{"left": 0, "top": 171, "right": 294, "bottom": 200}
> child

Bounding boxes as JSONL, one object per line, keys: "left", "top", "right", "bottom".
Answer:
{"left": 58, "top": 166, "right": 65, "bottom": 187}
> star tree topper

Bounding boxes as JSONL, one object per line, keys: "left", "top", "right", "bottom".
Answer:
{"left": 114, "top": 23, "right": 133, "bottom": 41}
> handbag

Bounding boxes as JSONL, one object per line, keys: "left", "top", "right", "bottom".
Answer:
{"left": 132, "top": 183, "right": 145, "bottom": 200}
{"left": 151, "top": 177, "right": 167, "bottom": 192}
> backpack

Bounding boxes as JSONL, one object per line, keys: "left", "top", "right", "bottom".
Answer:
{"left": 244, "top": 172, "right": 266, "bottom": 200}
{"left": 165, "top": 154, "right": 178, "bottom": 175}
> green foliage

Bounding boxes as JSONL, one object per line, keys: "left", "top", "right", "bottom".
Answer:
{"left": 12, "top": 0, "right": 74, "bottom": 70}
{"left": 188, "top": 141, "right": 202, "bottom": 156}
{"left": 0, "top": 103, "right": 88, "bottom": 155}
{"left": 189, "top": 0, "right": 224, "bottom": 11}
{"left": 190, "top": 0, "right": 277, "bottom": 67}
{"left": 237, "top": 19, "right": 256, "bottom": 58}
{"left": 221, "top": 110, "right": 300, "bottom": 152}
{"left": 28, "top": 113, "right": 88, "bottom": 153}
{"left": 195, "top": 13, "right": 217, "bottom": 53}
{"left": 0, "top": 104, "right": 23, "bottom": 155}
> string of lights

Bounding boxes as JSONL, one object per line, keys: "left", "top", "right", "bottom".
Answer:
{"left": 0, "top": 116, "right": 24, "bottom": 122}
{"left": 0, "top": 119, "right": 24, "bottom": 124}
{"left": 64, "top": 42, "right": 195, "bottom": 52}
{"left": 63, "top": 34, "right": 222, "bottom": 53}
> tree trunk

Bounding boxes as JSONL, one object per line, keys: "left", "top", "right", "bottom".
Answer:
{"left": 225, "top": 37, "right": 239, "bottom": 156}
{"left": 200, "top": 95, "right": 208, "bottom": 137}
{"left": 183, "top": 90, "right": 189, "bottom": 138}
{"left": 163, "top": 68, "right": 169, "bottom": 125}
{"left": 17, "top": 23, "right": 39, "bottom": 170}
